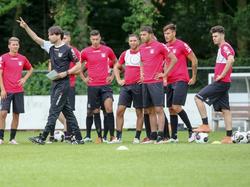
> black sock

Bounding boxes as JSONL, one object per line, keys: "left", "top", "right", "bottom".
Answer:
{"left": 103, "top": 114, "right": 108, "bottom": 138}
{"left": 144, "top": 114, "right": 151, "bottom": 138}
{"left": 178, "top": 110, "right": 193, "bottom": 132}
{"left": 106, "top": 112, "right": 115, "bottom": 137}
{"left": 0, "top": 129, "right": 4, "bottom": 140}
{"left": 135, "top": 130, "right": 141, "bottom": 139}
{"left": 10, "top": 129, "right": 17, "bottom": 141}
{"left": 170, "top": 115, "right": 178, "bottom": 139}
{"left": 86, "top": 115, "right": 93, "bottom": 138}
{"left": 94, "top": 113, "right": 102, "bottom": 138}
{"left": 150, "top": 131, "right": 157, "bottom": 140}
{"left": 116, "top": 130, "right": 122, "bottom": 139}
{"left": 202, "top": 117, "right": 208, "bottom": 125}
{"left": 226, "top": 130, "right": 232, "bottom": 137}
{"left": 157, "top": 131, "right": 164, "bottom": 138}
{"left": 41, "top": 131, "right": 48, "bottom": 141}
{"left": 163, "top": 113, "right": 170, "bottom": 139}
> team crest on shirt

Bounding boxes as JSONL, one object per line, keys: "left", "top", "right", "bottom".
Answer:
{"left": 18, "top": 61, "right": 23, "bottom": 66}
{"left": 58, "top": 52, "right": 63, "bottom": 57}
{"left": 150, "top": 49, "right": 154, "bottom": 54}
{"left": 101, "top": 53, "right": 106, "bottom": 58}
{"left": 172, "top": 49, "right": 177, "bottom": 54}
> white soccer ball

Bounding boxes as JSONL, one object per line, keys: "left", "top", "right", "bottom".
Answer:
{"left": 232, "top": 131, "right": 248, "bottom": 144}
{"left": 54, "top": 130, "right": 65, "bottom": 142}
{"left": 247, "top": 131, "right": 250, "bottom": 143}
{"left": 195, "top": 133, "right": 209, "bottom": 143}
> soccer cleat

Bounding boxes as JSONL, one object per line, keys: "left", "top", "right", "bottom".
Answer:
{"left": 28, "top": 135, "right": 45, "bottom": 145}
{"left": 9, "top": 139, "right": 19, "bottom": 145}
{"left": 95, "top": 137, "right": 103, "bottom": 144}
{"left": 46, "top": 136, "right": 56, "bottom": 144}
{"left": 71, "top": 139, "right": 85, "bottom": 144}
{"left": 0, "top": 139, "right": 4, "bottom": 145}
{"left": 221, "top": 136, "right": 233, "bottom": 144}
{"left": 83, "top": 136, "right": 92, "bottom": 143}
{"left": 133, "top": 138, "right": 140, "bottom": 144}
{"left": 102, "top": 137, "right": 108, "bottom": 143}
{"left": 155, "top": 136, "right": 167, "bottom": 144}
{"left": 188, "top": 132, "right": 196, "bottom": 143}
{"left": 108, "top": 137, "right": 122, "bottom": 144}
{"left": 166, "top": 138, "right": 179, "bottom": 143}
{"left": 141, "top": 137, "right": 154, "bottom": 144}
{"left": 193, "top": 124, "right": 211, "bottom": 133}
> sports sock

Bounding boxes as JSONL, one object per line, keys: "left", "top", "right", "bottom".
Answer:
{"left": 135, "top": 130, "right": 141, "bottom": 139}
{"left": 144, "top": 114, "right": 151, "bottom": 138}
{"left": 86, "top": 115, "right": 93, "bottom": 138}
{"left": 0, "top": 129, "right": 4, "bottom": 140}
{"left": 106, "top": 112, "right": 115, "bottom": 137}
{"left": 163, "top": 112, "right": 170, "bottom": 139}
{"left": 170, "top": 115, "right": 178, "bottom": 139}
{"left": 94, "top": 113, "right": 102, "bottom": 138}
{"left": 150, "top": 131, "right": 157, "bottom": 140}
{"left": 116, "top": 130, "right": 122, "bottom": 139}
{"left": 103, "top": 114, "right": 108, "bottom": 139}
{"left": 226, "top": 130, "right": 232, "bottom": 137}
{"left": 202, "top": 117, "right": 208, "bottom": 125}
{"left": 10, "top": 129, "right": 17, "bottom": 141}
{"left": 178, "top": 110, "right": 193, "bottom": 132}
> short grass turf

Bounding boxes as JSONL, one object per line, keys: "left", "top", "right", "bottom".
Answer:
{"left": 0, "top": 130, "right": 250, "bottom": 187}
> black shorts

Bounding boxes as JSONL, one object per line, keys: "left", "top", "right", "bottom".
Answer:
{"left": 165, "top": 81, "right": 188, "bottom": 107}
{"left": 0, "top": 92, "right": 24, "bottom": 113}
{"left": 118, "top": 84, "right": 143, "bottom": 108}
{"left": 87, "top": 85, "right": 113, "bottom": 110}
{"left": 196, "top": 81, "right": 231, "bottom": 112}
{"left": 68, "top": 86, "right": 75, "bottom": 110}
{"left": 142, "top": 82, "right": 164, "bottom": 108}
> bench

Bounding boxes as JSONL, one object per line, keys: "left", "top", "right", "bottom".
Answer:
{"left": 212, "top": 102, "right": 250, "bottom": 131}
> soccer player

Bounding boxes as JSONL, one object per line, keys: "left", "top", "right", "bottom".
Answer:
{"left": 47, "top": 31, "right": 81, "bottom": 143}
{"left": 163, "top": 23, "right": 198, "bottom": 143}
{"left": 110, "top": 34, "right": 143, "bottom": 144}
{"left": 194, "top": 25, "right": 235, "bottom": 144}
{"left": 17, "top": 17, "right": 84, "bottom": 144}
{"left": 0, "top": 37, "right": 33, "bottom": 145}
{"left": 80, "top": 30, "right": 117, "bottom": 143}
{"left": 139, "top": 26, "right": 177, "bottom": 144}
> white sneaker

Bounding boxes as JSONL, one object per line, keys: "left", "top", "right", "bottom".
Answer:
{"left": 166, "top": 138, "right": 179, "bottom": 143}
{"left": 133, "top": 138, "right": 140, "bottom": 144}
{"left": 0, "top": 139, "right": 4, "bottom": 145}
{"left": 83, "top": 137, "right": 92, "bottom": 143}
{"left": 9, "top": 139, "right": 19, "bottom": 145}
{"left": 108, "top": 137, "right": 122, "bottom": 144}
{"left": 188, "top": 132, "right": 196, "bottom": 143}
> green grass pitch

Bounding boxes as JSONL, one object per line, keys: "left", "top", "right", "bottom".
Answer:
{"left": 0, "top": 130, "right": 250, "bottom": 187}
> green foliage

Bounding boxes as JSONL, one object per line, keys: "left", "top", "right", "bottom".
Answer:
{"left": 0, "top": 0, "right": 27, "bottom": 16}
{"left": 122, "top": 0, "right": 161, "bottom": 34}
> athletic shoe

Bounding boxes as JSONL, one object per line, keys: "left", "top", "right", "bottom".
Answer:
{"left": 83, "top": 136, "right": 92, "bottom": 143}
{"left": 188, "top": 132, "right": 196, "bottom": 143}
{"left": 155, "top": 136, "right": 167, "bottom": 144}
{"left": 0, "top": 139, "right": 4, "bottom": 145}
{"left": 102, "top": 137, "right": 108, "bottom": 143}
{"left": 71, "top": 139, "right": 85, "bottom": 144}
{"left": 193, "top": 124, "right": 211, "bottom": 133}
{"left": 221, "top": 136, "right": 233, "bottom": 144}
{"left": 46, "top": 136, "right": 56, "bottom": 144}
{"left": 28, "top": 134, "right": 45, "bottom": 145}
{"left": 133, "top": 138, "right": 140, "bottom": 144}
{"left": 108, "top": 137, "right": 122, "bottom": 144}
{"left": 141, "top": 137, "right": 154, "bottom": 144}
{"left": 166, "top": 138, "right": 179, "bottom": 143}
{"left": 95, "top": 137, "right": 102, "bottom": 144}
{"left": 9, "top": 139, "right": 19, "bottom": 145}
